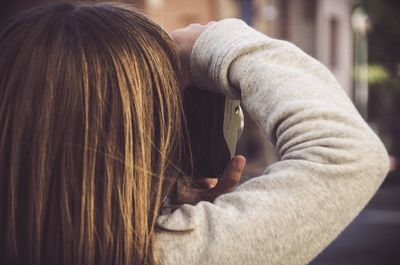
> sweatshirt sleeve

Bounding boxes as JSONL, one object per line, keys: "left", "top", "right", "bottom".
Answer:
{"left": 155, "top": 19, "right": 389, "bottom": 265}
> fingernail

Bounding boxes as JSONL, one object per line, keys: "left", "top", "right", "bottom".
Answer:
{"left": 233, "top": 156, "right": 246, "bottom": 170}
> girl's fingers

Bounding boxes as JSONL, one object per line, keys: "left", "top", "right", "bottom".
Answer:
{"left": 203, "top": 156, "right": 246, "bottom": 201}
{"left": 194, "top": 178, "right": 218, "bottom": 189}
{"left": 175, "top": 155, "right": 246, "bottom": 204}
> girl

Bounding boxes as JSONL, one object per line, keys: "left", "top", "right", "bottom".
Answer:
{"left": 0, "top": 2, "right": 389, "bottom": 265}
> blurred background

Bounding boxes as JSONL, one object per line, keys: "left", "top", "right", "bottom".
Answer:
{"left": 1, "top": 0, "right": 399, "bottom": 264}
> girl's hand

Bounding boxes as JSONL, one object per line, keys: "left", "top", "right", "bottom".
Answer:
{"left": 170, "top": 21, "right": 216, "bottom": 88}
{"left": 170, "top": 21, "right": 245, "bottom": 205}
{"left": 175, "top": 155, "right": 246, "bottom": 205}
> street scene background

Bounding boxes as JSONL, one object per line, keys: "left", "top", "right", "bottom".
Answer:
{"left": 1, "top": 0, "right": 399, "bottom": 264}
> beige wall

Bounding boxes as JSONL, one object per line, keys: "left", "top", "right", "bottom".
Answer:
{"left": 144, "top": 0, "right": 218, "bottom": 32}
{"left": 140, "top": 0, "right": 244, "bottom": 32}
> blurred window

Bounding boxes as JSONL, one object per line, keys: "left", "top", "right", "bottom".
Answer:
{"left": 239, "top": 0, "right": 253, "bottom": 25}
{"left": 278, "top": 0, "right": 289, "bottom": 39}
{"left": 303, "top": 0, "right": 316, "bottom": 21}
{"left": 329, "top": 17, "right": 339, "bottom": 68}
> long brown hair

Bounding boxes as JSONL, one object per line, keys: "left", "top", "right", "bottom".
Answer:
{"left": 0, "top": 2, "right": 185, "bottom": 264}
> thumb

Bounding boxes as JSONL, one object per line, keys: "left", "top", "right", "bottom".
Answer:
{"left": 211, "top": 155, "right": 246, "bottom": 194}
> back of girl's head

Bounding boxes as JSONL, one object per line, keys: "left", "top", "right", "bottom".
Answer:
{"left": 0, "top": 2, "right": 183, "bottom": 265}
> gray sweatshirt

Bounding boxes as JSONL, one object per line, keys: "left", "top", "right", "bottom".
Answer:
{"left": 155, "top": 19, "right": 389, "bottom": 265}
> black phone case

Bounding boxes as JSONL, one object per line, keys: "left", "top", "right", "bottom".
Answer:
{"left": 182, "top": 86, "right": 231, "bottom": 178}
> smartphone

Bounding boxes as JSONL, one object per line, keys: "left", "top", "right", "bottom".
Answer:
{"left": 182, "top": 85, "right": 244, "bottom": 178}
